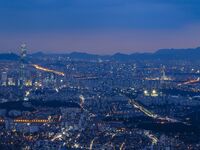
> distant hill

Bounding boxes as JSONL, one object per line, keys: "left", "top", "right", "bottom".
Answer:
{"left": 154, "top": 47, "right": 200, "bottom": 60}
{"left": 111, "top": 52, "right": 152, "bottom": 61}
{"left": 0, "top": 53, "right": 19, "bottom": 61}
{"left": 29, "top": 52, "right": 45, "bottom": 57}
{"left": 6, "top": 47, "right": 200, "bottom": 62}
{"left": 29, "top": 51, "right": 108, "bottom": 60}
{"left": 110, "top": 47, "right": 200, "bottom": 61}
{"left": 67, "top": 52, "right": 101, "bottom": 60}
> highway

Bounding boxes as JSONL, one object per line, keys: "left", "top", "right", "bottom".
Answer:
{"left": 32, "top": 64, "right": 65, "bottom": 76}
{"left": 128, "top": 99, "right": 180, "bottom": 123}
{"left": 129, "top": 99, "right": 157, "bottom": 119}
{"left": 178, "top": 78, "right": 200, "bottom": 86}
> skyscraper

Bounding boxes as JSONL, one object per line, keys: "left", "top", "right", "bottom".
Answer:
{"left": 19, "top": 44, "right": 27, "bottom": 88}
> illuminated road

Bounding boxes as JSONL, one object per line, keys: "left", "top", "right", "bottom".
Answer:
{"left": 89, "top": 131, "right": 120, "bottom": 150}
{"left": 79, "top": 95, "right": 85, "bottom": 108}
{"left": 129, "top": 99, "right": 157, "bottom": 119}
{"left": 89, "top": 137, "right": 98, "bottom": 150}
{"left": 119, "top": 142, "right": 125, "bottom": 150}
{"left": 79, "top": 95, "right": 96, "bottom": 118}
{"left": 51, "top": 134, "right": 63, "bottom": 141}
{"left": 32, "top": 64, "right": 65, "bottom": 76}
{"left": 128, "top": 99, "right": 180, "bottom": 123}
{"left": 178, "top": 78, "right": 200, "bottom": 86}
{"left": 144, "top": 131, "right": 158, "bottom": 145}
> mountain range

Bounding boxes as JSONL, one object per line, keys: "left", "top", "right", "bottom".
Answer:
{"left": 0, "top": 47, "right": 200, "bottom": 61}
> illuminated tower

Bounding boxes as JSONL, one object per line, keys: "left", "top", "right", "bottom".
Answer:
{"left": 19, "top": 43, "right": 27, "bottom": 88}
{"left": 160, "top": 66, "right": 166, "bottom": 85}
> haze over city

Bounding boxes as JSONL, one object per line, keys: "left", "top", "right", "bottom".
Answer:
{"left": 0, "top": 0, "right": 200, "bottom": 54}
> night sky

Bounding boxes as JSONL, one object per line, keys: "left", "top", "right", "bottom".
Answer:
{"left": 0, "top": 0, "right": 200, "bottom": 54}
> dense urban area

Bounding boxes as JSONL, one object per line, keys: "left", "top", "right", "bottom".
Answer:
{"left": 0, "top": 45, "right": 200, "bottom": 150}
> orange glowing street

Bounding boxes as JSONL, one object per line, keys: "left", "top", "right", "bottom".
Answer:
{"left": 32, "top": 64, "right": 65, "bottom": 76}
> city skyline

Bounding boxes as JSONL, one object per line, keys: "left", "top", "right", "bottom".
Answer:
{"left": 0, "top": 0, "right": 200, "bottom": 54}
{"left": 1, "top": 1, "right": 200, "bottom": 149}
{"left": 0, "top": 46, "right": 200, "bottom": 149}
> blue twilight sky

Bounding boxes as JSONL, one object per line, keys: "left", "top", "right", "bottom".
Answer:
{"left": 0, "top": 0, "right": 200, "bottom": 54}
